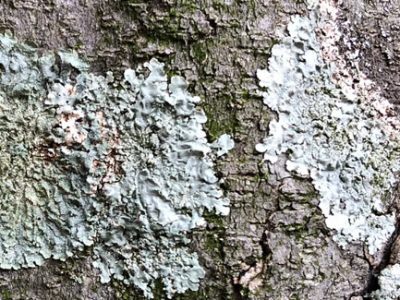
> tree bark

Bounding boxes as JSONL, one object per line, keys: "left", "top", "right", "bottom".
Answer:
{"left": 0, "top": 0, "right": 397, "bottom": 299}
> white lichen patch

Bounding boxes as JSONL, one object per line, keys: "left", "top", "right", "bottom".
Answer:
{"left": 256, "top": 15, "right": 400, "bottom": 254}
{"left": 0, "top": 34, "right": 230, "bottom": 298}
{"left": 211, "top": 133, "right": 235, "bottom": 157}
{"left": 372, "top": 264, "right": 400, "bottom": 299}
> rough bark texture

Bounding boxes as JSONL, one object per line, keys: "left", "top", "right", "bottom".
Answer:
{"left": 338, "top": 0, "right": 400, "bottom": 110}
{"left": 0, "top": 0, "right": 396, "bottom": 299}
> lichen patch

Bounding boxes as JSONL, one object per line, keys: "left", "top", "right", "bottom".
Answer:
{"left": 256, "top": 12, "right": 400, "bottom": 255}
{"left": 0, "top": 34, "right": 232, "bottom": 299}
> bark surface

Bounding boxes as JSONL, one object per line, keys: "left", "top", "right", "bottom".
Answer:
{"left": 0, "top": 0, "right": 396, "bottom": 299}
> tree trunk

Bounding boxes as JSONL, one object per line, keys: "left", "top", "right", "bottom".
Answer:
{"left": 0, "top": 0, "right": 398, "bottom": 299}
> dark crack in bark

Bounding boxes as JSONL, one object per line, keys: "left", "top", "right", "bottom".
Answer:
{"left": 336, "top": 1, "right": 400, "bottom": 298}
{"left": 349, "top": 218, "right": 400, "bottom": 299}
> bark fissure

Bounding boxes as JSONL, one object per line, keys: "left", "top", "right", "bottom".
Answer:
{"left": 349, "top": 216, "right": 400, "bottom": 299}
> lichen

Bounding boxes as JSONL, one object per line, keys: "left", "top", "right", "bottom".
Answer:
{"left": 0, "top": 35, "right": 96, "bottom": 269}
{"left": 371, "top": 264, "right": 400, "bottom": 299}
{"left": 0, "top": 34, "right": 232, "bottom": 298}
{"left": 255, "top": 14, "right": 400, "bottom": 254}
{"left": 211, "top": 133, "right": 235, "bottom": 157}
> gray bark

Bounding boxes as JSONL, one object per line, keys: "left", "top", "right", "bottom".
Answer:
{"left": 0, "top": 0, "right": 397, "bottom": 299}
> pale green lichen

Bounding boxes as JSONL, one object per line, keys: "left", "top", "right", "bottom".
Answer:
{"left": 256, "top": 15, "right": 400, "bottom": 254}
{"left": 0, "top": 34, "right": 232, "bottom": 298}
{"left": 0, "top": 35, "right": 95, "bottom": 269}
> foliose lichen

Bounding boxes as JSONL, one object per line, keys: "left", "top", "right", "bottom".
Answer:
{"left": 371, "top": 264, "right": 400, "bottom": 300}
{"left": 0, "top": 34, "right": 232, "bottom": 298}
{"left": 211, "top": 133, "right": 235, "bottom": 157}
{"left": 255, "top": 14, "right": 400, "bottom": 254}
{"left": 0, "top": 35, "right": 96, "bottom": 269}
{"left": 82, "top": 61, "right": 231, "bottom": 298}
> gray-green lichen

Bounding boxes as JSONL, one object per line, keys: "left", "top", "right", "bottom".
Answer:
{"left": 0, "top": 35, "right": 96, "bottom": 269}
{"left": 0, "top": 34, "right": 231, "bottom": 298}
{"left": 255, "top": 13, "right": 400, "bottom": 255}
